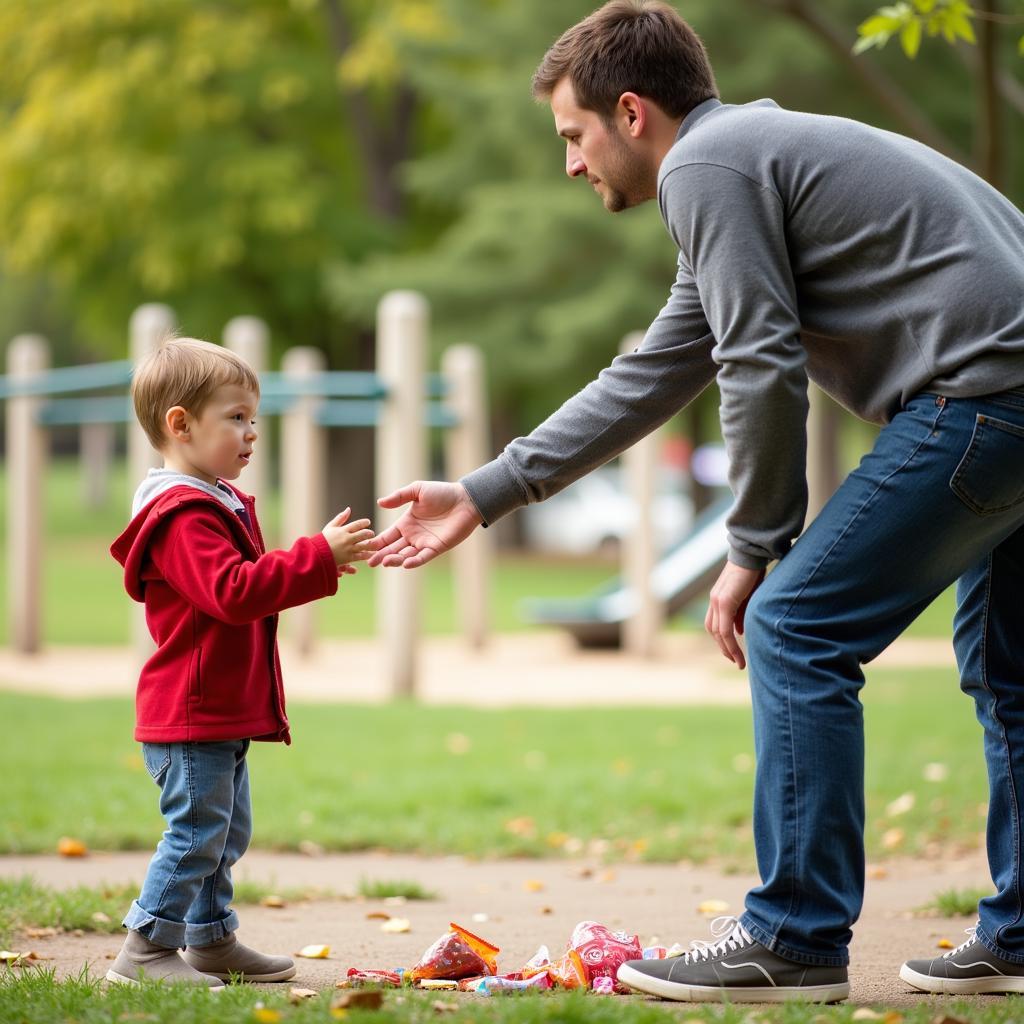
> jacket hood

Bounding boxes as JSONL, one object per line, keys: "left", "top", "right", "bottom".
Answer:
{"left": 111, "top": 483, "right": 254, "bottom": 602}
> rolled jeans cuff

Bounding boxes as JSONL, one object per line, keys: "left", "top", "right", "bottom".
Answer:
{"left": 184, "top": 910, "right": 239, "bottom": 948}
{"left": 122, "top": 900, "right": 239, "bottom": 949}
{"left": 123, "top": 900, "right": 186, "bottom": 949}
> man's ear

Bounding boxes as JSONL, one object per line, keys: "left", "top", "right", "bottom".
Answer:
{"left": 165, "top": 406, "right": 190, "bottom": 441}
{"left": 618, "top": 92, "right": 647, "bottom": 138}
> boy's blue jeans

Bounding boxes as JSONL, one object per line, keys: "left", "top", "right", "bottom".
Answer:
{"left": 738, "top": 389, "right": 1024, "bottom": 968}
{"left": 123, "top": 740, "right": 251, "bottom": 948}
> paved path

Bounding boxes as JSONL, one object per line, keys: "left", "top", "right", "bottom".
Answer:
{"left": 0, "top": 633, "right": 955, "bottom": 706}
{"left": 0, "top": 848, "right": 992, "bottom": 1008}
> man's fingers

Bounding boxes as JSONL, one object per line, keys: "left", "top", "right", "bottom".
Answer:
{"left": 377, "top": 484, "right": 421, "bottom": 509}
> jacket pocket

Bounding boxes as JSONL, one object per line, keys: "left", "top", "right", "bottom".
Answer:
{"left": 188, "top": 647, "right": 202, "bottom": 705}
{"left": 950, "top": 414, "right": 1024, "bottom": 516}
{"left": 142, "top": 743, "right": 171, "bottom": 783}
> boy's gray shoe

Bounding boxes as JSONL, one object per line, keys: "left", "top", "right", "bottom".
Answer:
{"left": 106, "top": 929, "right": 225, "bottom": 988}
{"left": 182, "top": 932, "right": 296, "bottom": 982}
{"left": 900, "top": 926, "right": 1024, "bottom": 994}
{"left": 616, "top": 916, "right": 850, "bottom": 1003}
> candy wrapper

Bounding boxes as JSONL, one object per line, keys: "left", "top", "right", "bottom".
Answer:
{"left": 569, "top": 921, "right": 643, "bottom": 994}
{"left": 344, "top": 968, "right": 403, "bottom": 987}
{"left": 408, "top": 923, "right": 499, "bottom": 981}
{"left": 476, "top": 972, "right": 554, "bottom": 995}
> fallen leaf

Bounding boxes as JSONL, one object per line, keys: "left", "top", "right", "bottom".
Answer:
{"left": 504, "top": 816, "right": 535, "bottom": 838}
{"left": 432, "top": 1001, "right": 459, "bottom": 1014}
{"left": 445, "top": 732, "right": 471, "bottom": 755}
{"left": 852, "top": 1011, "right": 883, "bottom": 1021}
{"left": 546, "top": 831, "right": 569, "bottom": 849}
{"left": 598, "top": 869, "right": 617, "bottom": 883}
{"left": 252, "top": 1005, "right": 282, "bottom": 1024}
{"left": 923, "top": 763, "right": 949, "bottom": 783}
{"left": 296, "top": 944, "right": 331, "bottom": 959}
{"left": 288, "top": 988, "right": 318, "bottom": 1003}
{"left": 867, "top": 865, "right": 888, "bottom": 880}
{"left": 698, "top": 899, "right": 730, "bottom": 916}
{"left": 260, "top": 895, "right": 286, "bottom": 909}
{"left": 57, "top": 837, "right": 88, "bottom": 857}
{"left": 380, "top": 917, "right": 411, "bottom": 933}
{"left": 365, "top": 911, "right": 391, "bottom": 921}
{"left": 384, "top": 895, "right": 407, "bottom": 906}
{"left": 882, "top": 1014, "right": 904, "bottom": 1024}
{"left": 881, "top": 827, "right": 905, "bottom": 851}
{"left": 24, "top": 928, "right": 58, "bottom": 939}
{"left": 91, "top": 911, "right": 111, "bottom": 924}
{"left": 540, "top": 905, "right": 554, "bottom": 915}
{"left": 886, "top": 792, "right": 916, "bottom": 817}
{"left": 332, "top": 990, "right": 384, "bottom": 1011}
{"left": 298, "top": 839, "right": 324, "bottom": 857}
{"left": 523, "top": 879, "right": 545, "bottom": 893}
{"left": 931, "top": 1016, "right": 969, "bottom": 1024}
{"left": 937, "top": 938, "right": 954, "bottom": 949}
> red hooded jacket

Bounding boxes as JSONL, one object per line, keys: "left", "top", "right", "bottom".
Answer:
{"left": 110, "top": 483, "right": 339, "bottom": 744}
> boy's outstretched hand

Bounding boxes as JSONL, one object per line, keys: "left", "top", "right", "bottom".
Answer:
{"left": 368, "top": 481, "right": 483, "bottom": 569}
{"left": 322, "top": 508, "right": 375, "bottom": 570}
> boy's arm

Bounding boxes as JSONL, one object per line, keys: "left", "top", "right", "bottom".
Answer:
{"left": 151, "top": 508, "right": 339, "bottom": 624}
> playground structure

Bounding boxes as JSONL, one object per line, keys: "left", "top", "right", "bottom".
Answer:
{"left": 2, "top": 291, "right": 490, "bottom": 698}
{"left": 2, "top": 298, "right": 845, "bottom": 689}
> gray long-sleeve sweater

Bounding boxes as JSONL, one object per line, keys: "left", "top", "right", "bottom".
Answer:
{"left": 462, "top": 98, "right": 1024, "bottom": 569}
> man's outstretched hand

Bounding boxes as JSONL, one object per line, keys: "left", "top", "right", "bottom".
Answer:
{"left": 367, "top": 481, "right": 484, "bottom": 569}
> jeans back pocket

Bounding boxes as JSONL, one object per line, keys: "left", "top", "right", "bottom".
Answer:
{"left": 950, "top": 413, "right": 1024, "bottom": 516}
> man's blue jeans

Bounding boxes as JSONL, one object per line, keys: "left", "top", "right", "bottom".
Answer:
{"left": 123, "top": 740, "right": 251, "bottom": 948}
{"left": 738, "top": 389, "right": 1024, "bottom": 968}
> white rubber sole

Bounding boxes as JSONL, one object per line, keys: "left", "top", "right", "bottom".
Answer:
{"left": 200, "top": 966, "right": 297, "bottom": 983}
{"left": 105, "top": 968, "right": 225, "bottom": 991}
{"left": 899, "top": 963, "right": 1024, "bottom": 994}
{"left": 617, "top": 963, "right": 850, "bottom": 1003}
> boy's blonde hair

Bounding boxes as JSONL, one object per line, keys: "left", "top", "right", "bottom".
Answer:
{"left": 131, "top": 336, "right": 261, "bottom": 450}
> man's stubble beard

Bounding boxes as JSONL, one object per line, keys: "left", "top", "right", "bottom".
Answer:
{"left": 599, "top": 124, "right": 655, "bottom": 213}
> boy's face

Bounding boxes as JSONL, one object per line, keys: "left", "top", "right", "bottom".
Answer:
{"left": 168, "top": 384, "right": 258, "bottom": 486}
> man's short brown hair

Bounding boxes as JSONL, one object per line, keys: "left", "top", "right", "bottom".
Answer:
{"left": 532, "top": 0, "right": 717, "bottom": 121}
{"left": 131, "top": 336, "right": 261, "bottom": 450}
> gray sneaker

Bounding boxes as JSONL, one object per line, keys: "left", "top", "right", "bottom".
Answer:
{"left": 616, "top": 916, "right": 850, "bottom": 1003}
{"left": 106, "top": 930, "right": 225, "bottom": 988}
{"left": 182, "top": 932, "right": 296, "bottom": 982}
{"left": 900, "top": 925, "right": 1024, "bottom": 994}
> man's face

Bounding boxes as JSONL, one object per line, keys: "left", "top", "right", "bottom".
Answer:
{"left": 551, "top": 77, "right": 653, "bottom": 213}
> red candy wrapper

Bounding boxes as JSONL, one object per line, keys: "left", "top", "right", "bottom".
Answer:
{"left": 345, "top": 968, "right": 403, "bottom": 987}
{"left": 569, "top": 921, "right": 642, "bottom": 993}
{"left": 408, "top": 922, "right": 500, "bottom": 981}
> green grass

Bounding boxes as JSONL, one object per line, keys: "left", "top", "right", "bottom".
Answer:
{"left": 0, "top": 457, "right": 957, "bottom": 644}
{"left": 2, "top": 971, "right": 1024, "bottom": 1024}
{"left": 919, "top": 886, "right": 994, "bottom": 918}
{"left": 0, "top": 665, "right": 987, "bottom": 864}
{"left": 0, "top": 877, "right": 334, "bottom": 949}
{"left": 356, "top": 879, "right": 437, "bottom": 902}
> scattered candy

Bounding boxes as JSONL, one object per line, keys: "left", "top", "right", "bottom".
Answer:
{"left": 937, "top": 938, "right": 954, "bottom": 949}
{"left": 381, "top": 918, "right": 411, "bottom": 934}
{"left": 342, "top": 968, "right": 401, "bottom": 988}
{"left": 418, "top": 979, "right": 458, "bottom": 990}
{"left": 592, "top": 975, "right": 616, "bottom": 995}
{"left": 523, "top": 879, "right": 545, "bottom": 893}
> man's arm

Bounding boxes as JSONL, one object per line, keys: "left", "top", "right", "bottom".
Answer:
{"left": 368, "top": 260, "right": 717, "bottom": 568}
{"left": 461, "top": 257, "right": 718, "bottom": 524}
{"left": 663, "top": 161, "right": 809, "bottom": 571}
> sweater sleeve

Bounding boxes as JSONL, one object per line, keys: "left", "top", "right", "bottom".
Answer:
{"left": 662, "top": 162, "right": 809, "bottom": 570}
{"left": 151, "top": 509, "right": 339, "bottom": 624}
{"left": 461, "top": 255, "right": 718, "bottom": 525}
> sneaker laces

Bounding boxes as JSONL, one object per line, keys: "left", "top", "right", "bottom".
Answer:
{"left": 683, "top": 916, "right": 755, "bottom": 963}
{"left": 943, "top": 925, "right": 978, "bottom": 959}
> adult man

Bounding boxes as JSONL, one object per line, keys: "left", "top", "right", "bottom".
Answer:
{"left": 368, "top": 0, "right": 1024, "bottom": 1003}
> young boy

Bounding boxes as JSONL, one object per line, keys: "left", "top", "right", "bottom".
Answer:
{"left": 109, "top": 337, "right": 373, "bottom": 988}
